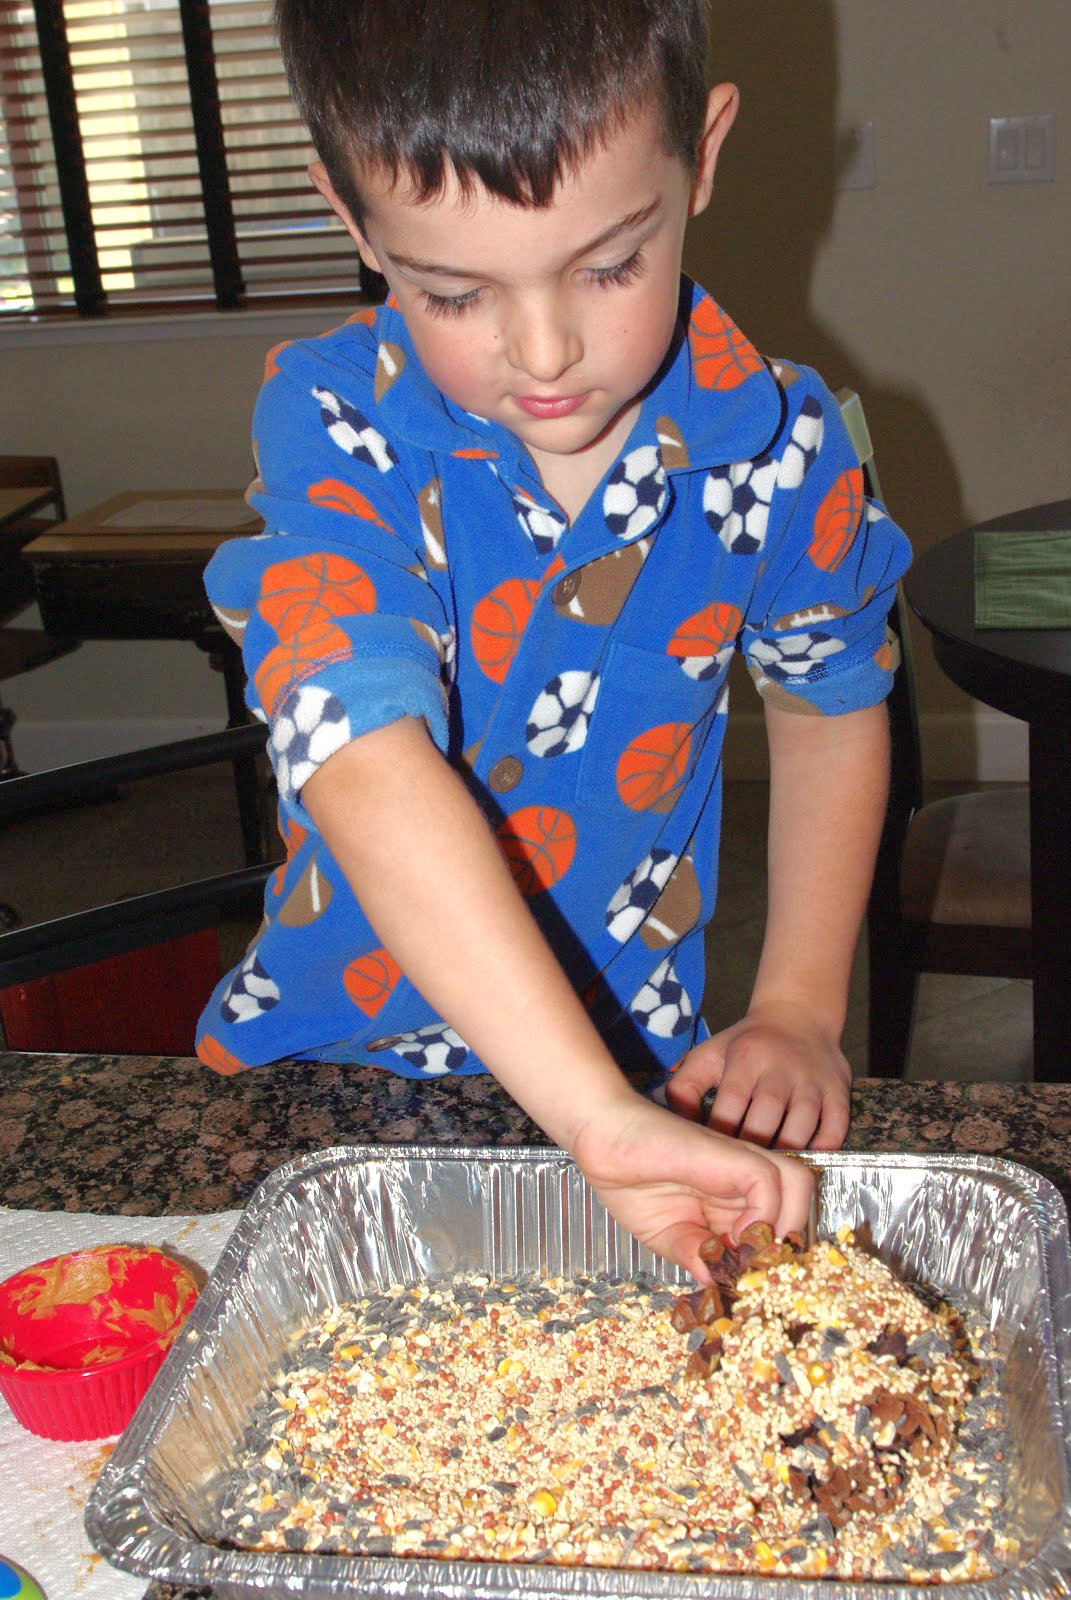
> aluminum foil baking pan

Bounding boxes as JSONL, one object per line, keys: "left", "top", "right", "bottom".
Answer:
{"left": 86, "top": 1146, "right": 1071, "bottom": 1599}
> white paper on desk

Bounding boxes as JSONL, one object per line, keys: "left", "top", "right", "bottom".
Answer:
{"left": 0, "top": 1209, "right": 240, "bottom": 1600}
{"left": 100, "top": 497, "right": 261, "bottom": 532}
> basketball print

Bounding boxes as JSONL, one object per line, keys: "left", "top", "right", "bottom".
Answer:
{"left": 254, "top": 628, "right": 351, "bottom": 716}
{"left": 197, "top": 1034, "right": 250, "bottom": 1075}
{"left": 259, "top": 553, "right": 376, "bottom": 638}
{"left": 666, "top": 601, "right": 743, "bottom": 681}
{"left": 313, "top": 385, "right": 398, "bottom": 473}
{"left": 603, "top": 446, "right": 666, "bottom": 541}
{"left": 307, "top": 478, "right": 388, "bottom": 526}
{"left": 496, "top": 805, "right": 577, "bottom": 896}
{"left": 811, "top": 468, "right": 865, "bottom": 572}
{"left": 344, "top": 948, "right": 402, "bottom": 1017}
{"left": 629, "top": 956, "right": 693, "bottom": 1038}
{"left": 616, "top": 722, "right": 693, "bottom": 813}
{"left": 374, "top": 340, "right": 406, "bottom": 402}
{"left": 526, "top": 670, "right": 600, "bottom": 758}
{"left": 688, "top": 298, "right": 764, "bottom": 391}
{"left": 471, "top": 577, "right": 541, "bottom": 682}
{"left": 703, "top": 455, "right": 778, "bottom": 555}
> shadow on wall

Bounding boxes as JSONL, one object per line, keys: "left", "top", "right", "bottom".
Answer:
{"left": 687, "top": 1, "right": 967, "bottom": 551}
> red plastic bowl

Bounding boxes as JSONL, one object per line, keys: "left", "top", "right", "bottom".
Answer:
{"left": 0, "top": 1244, "right": 199, "bottom": 1440}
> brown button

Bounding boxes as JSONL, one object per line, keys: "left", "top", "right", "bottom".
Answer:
{"left": 553, "top": 571, "right": 581, "bottom": 604}
{"left": 488, "top": 755, "right": 524, "bottom": 792}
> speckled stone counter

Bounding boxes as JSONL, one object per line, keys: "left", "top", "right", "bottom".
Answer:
{"left": 3, "top": 1052, "right": 1070, "bottom": 1599}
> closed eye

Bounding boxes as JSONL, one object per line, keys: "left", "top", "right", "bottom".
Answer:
{"left": 420, "top": 286, "right": 484, "bottom": 319}
{"left": 587, "top": 248, "right": 647, "bottom": 290}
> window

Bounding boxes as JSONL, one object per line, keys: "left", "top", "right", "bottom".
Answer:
{"left": 0, "top": 0, "right": 359, "bottom": 320}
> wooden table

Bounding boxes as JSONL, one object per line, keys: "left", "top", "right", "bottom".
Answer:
{"left": 903, "top": 497, "right": 1071, "bottom": 1080}
{"left": 23, "top": 490, "right": 266, "bottom": 862}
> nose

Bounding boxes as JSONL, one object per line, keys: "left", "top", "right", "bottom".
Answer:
{"left": 503, "top": 294, "right": 581, "bottom": 384}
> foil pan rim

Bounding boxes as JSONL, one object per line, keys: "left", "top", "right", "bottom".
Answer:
{"left": 86, "top": 1146, "right": 1071, "bottom": 1600}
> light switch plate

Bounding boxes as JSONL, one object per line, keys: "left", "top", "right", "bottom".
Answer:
{"left": 988, "top": 114, "right": 1055, "bottom": 183}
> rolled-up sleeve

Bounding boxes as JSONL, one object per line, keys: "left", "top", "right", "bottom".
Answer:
{"left": 205, "top": 337, "right": 452, "bottom": 819}
{"left": 741, "top": 379, "right": 912, "bottom": 716}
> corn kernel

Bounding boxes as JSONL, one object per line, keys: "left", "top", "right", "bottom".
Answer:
{"left": 712, "top": 1316, "right": 734, "bottom": 1336}
{"left": 338, "top": 1344, "right": 361, "bottom": 1360}
{"left": 826, "top": 1246, "right": 847, "bottom": 1267}
{"left": 762, "top": 1451, "right": 776, "bottom": 1471}
{"left": 737, "top": 1269, "right": 767, "bottom": 1290}
{"left": 808, "top": 1363, "right": 828, "bottom": 1385}
{"left": 755, "top": 1540, "right": 775, "bottom": 1563}
{"left": 751, "top": 1358, "right": 777, "bottom": 1383}
{"left": 529, "top": 1491, "right": 558, "bottom": 1518}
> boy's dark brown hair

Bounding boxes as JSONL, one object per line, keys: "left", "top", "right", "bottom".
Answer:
{"left": 274, "top": 0, "right": 710, "bottom": 227}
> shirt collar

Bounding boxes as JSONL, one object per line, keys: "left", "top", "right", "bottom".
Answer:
{"left": 355, "top": 277, "right": 785, "bottom": 477}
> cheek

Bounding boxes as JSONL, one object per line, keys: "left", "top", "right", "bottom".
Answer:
{"left": 410, "top": 324, "right": 491, "bottom": 402}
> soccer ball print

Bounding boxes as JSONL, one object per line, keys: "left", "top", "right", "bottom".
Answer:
{"left": 748, "top": 630, "right": 846, "bottom": 683}
{"left": 526, "top": 670, "right": 600, "bottom": 758}
{"left": 220, "top": 950, "right": 280, "bottom": 1024}
{"left": 703, "top": 454, "right": 779, "bottom": 554}
{"left": 605, "top": 848, "right": 677, "bottom": 943}
{"left": 271, "top": 684, "right": 351, "bottom": 801}
{"left": 513, "top": 489, "right": 567, "bottom": 556}
{"left": 777, "top": 395, "right": 824, "bottom": 490}
{"left": 630, "top": 956, "right": 693, "bottom": 1038}
{"left": 603, "top": 446, "right": 667, "bottom": 541}
{"left": 313, "top": 385, "right": 398, "bottom": 473}
{"left": 371, "top": 1021, "right": 469, "bottom": 1076}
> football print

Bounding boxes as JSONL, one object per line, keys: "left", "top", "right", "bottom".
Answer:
{"left": 605, "top": 848, "right": 678, "bottom": 943}
{"left": 703, "top": 454, "right": 779, "bottom": 554}
{"left": 748, "top": 631, "right": 846, "bottom": 682}
{"left": 513, "top": 489, "right": 567, "bottom": 556}
{"left": 374, "top": 340, "right": 406, "bottom": 402}
{"left": 278, "top": 851, "right": 333, "bottom": 927}
{"left": 640, "top": 854, "right": 702, "bottom": 950}
{"left": 270, "top": 684, "right": 351, "bottom": 801}
{"left": 220, "top": 950, "right": 280, "bottom": 1024}
{"left": 418, "top": 477, "right": 447, "bottom": 570}
{"left": 603, "top": 446, "right": 666, "bottom": 540}
{"left": 313, "top": 385, "right": 398, "bottom": 473}
{"left": 369, "top": 1021, "right": 469, "bottom": 1076}
{"left": 526, "top": 670, "right": 600, "bottom": 758}
{"left": 630, "top": 956, "right": 693, "bottom": 1038}
{"left": 551, "top": 540, "right": 652, "bottom": 625}
{"left": 656, "top": 414, "right": 690, "bottom": 470}
{"left": 776, "top": 395, "right": 824, "bottom": 491}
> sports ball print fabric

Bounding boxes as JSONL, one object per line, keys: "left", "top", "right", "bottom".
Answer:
{"left": 196, "top": 281, "right": 911, "bottom": 1080}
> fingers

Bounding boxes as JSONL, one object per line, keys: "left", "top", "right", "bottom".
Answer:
{"left": 664, "top": 1040, "right": 725, "bottom": 1119}
{"left": 808, "top": 1091, "right": 850, "bottom": 1152}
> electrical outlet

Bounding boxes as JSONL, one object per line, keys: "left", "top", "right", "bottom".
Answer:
{"left": 988, "top": 114, "right": 1055, "bottom": 183}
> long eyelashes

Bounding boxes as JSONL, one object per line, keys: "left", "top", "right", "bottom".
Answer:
{"left": 418, "top": 248, "right": 648, "bottom": 319}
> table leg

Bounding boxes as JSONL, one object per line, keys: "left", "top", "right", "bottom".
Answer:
{"left": 1029, "top": 720, "right": 1071, "bottom": 1081}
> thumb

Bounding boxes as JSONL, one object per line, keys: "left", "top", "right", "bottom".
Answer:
{"left": 665, "top": 1035, "right": 729, "bottom": 1118}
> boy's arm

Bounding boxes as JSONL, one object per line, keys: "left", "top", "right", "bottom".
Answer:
{"left": 667, "top": 700, "right": 889, "bottom": 1149}
{"left": 302, "top": 715, "right": 813, "bottom": 1276}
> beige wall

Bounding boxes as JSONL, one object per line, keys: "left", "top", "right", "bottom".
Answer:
{"left": 1, "top": 0, "right": 1067, "bottom": 770}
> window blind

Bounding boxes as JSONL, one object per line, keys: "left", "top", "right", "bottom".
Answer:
{"left": 0, "top": 0, "right": 359, "bottom": 319}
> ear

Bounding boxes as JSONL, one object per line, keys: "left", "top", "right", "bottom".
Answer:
{"left": 689, "top": 83, "right": 740, "bottom": 217}
{"left": 308, "top": 161, "right": 385, "bottom": 276}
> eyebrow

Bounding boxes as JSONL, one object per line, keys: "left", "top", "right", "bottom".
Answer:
{"left": 387, "top": 197, "right": 662, "bottom": 280}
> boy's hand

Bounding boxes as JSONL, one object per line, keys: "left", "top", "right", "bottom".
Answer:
{"left": 665, "top": 1000, "right": 851, "bottom": 1152}
{"left": 569, "top": 1093, "right": 813, "bottom": 1282}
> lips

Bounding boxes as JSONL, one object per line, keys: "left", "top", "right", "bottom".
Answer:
{"left": 514, "top": 393, "right": 586, "bottom": 419}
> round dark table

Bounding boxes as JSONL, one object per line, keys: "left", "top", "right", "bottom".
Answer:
{"left": 903, "top": 497, "right": 1071, "bottom": 1080}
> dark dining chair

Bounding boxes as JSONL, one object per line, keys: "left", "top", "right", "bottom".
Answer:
{"left": 0, "top": 723, "right": 278, "bottom": 1055}
{"left": 836, "top": 391, "right": 1032, "bottom": 1080}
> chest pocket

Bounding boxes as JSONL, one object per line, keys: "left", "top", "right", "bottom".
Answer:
{"left": 576, "top": 639, "right": 726, "bottom": 814}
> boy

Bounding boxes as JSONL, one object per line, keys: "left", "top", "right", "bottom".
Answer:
{"left": 197, "top": 0, "right": 910, "bottom": 1278}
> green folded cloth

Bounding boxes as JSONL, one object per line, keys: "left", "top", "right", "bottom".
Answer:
{"left": 974, "top": 528, "right": 1071, "bottom": 628}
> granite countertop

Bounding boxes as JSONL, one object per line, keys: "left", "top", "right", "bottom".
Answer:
{"left": 3, "top": 1052, "right": 1070, "bottom": 1600}
{"left": 4, "top": 1051, "right": 1071, "bottom": 1215}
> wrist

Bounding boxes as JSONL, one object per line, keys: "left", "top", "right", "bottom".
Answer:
{"left": 744, "top": 990, "right": 846, "bottom": 1045}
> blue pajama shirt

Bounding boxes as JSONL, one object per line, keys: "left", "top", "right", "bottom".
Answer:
{"left": 195, "top": 278, "right": 911, "bottom": 1082}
